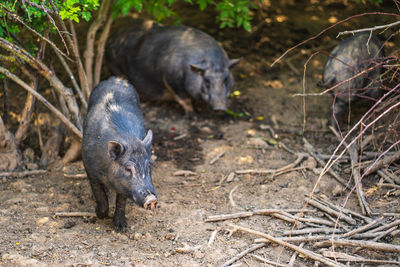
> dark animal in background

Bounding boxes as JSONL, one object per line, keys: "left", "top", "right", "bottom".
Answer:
{"left": 321, "top": 33, "right": 384, "bottom": 128}
{"left": 82, "top": 77, "right": 157, "bottom": 230}
{"left": 106, "top": 20, "right": 241, "bottom": 113}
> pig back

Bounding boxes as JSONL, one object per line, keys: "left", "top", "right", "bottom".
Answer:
{"left": 82, "top": 77, "right": 146, "bottom": 178}
{"left": 322, "top": 33, "right": 383, "bottom": 101}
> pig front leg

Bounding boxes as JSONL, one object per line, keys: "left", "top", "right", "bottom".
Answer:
{"left": 88, "top": 177, "right": 109, "bottom": 219}
{"left": 113, "top": 193, "right": 127, "bottom": 231}
{"left": 162, "top": 76, "right": 194, "bottom": 114}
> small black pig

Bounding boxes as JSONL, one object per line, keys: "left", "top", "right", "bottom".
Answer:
{"left": 321, "top": 33, "right": 384, "bottom": 128}
{"left": 106, "top": 20, "right": 240, "bottom": 113}
{"left": 82, "top": 77, "right": 157, "bottom": 231}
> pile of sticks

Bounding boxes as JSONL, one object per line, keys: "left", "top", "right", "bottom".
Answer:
{"left": 205, "top": 197, "right": 400, "bottom": 266}
{"left": 207, "top": 129, "right": 400, "bottom": 266}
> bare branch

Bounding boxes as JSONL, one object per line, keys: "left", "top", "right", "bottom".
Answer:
{"left": 94, "top": 15, "right": 113, "bottom": 86}
{"left": 52, "top": 46, "right": 88, "bottom": 109}
{"left": 1, "top": 5, "right": 72, "bottom": 61}
{"left": 0, "top": 37, "right": 82, "bottom": 130}
{"left": 0, "top": 66, "right": 82, "bottom": 139}
{"left": 84, "top": 0, "right": 113, "bottom": 90}
{"left": 337, "top": 21, "right": 400, "bottom": 37}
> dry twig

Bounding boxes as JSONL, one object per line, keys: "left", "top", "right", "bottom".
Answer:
{"left": 55, "top": 212, "right": 96, "bottom": 217}
{"left": 209, "top": 151, "right": 225, "bottom": 165}
{"left": 228, "top": 224, "right": 347, "bottom": 267}
{"left": 314, "top": 239, "right": 400, "bottom": 252}
{"left": 251, "top": 254, "right": 287, "bottom": 267}
{"left": 221, "top": 243, "right": 265, "bottom": 267}
{"left": 236, "top": 152, "right": 306, "bottom": 175}
{"left": 0, "top": 169, "right": 46, "bottom": 178}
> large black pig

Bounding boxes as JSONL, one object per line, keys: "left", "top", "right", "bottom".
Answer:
{"left": 106, "top": 20, "right": 240, "bottom": 113}
{"left": 321, "top": 33, "right": 384, "bottom": 128}
{"left": 82, "top": 77, "right": 157, "bottom": 231}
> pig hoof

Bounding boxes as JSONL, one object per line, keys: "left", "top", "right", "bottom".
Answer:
{"left": 143, "top": 194, "right": 158, "bottom": 210}
{"left": 95, "top": 207, "right": 109, "bottom": 219}
{"left": 113, "top": 217, "right": 127, "bottom": 231}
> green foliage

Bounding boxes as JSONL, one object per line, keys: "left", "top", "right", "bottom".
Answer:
{"left": 59, "top": 0, "right": 99, "bottom": 22}
{"left": 112, "top": 0, "right": 255, "bottom": 31}
{"left": 216, "top": 0, "right": 253, "bottom": 31}
{"left": 354, "top": 0, "right": 382, "bottom": 3}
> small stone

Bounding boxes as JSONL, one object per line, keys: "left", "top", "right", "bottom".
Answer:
{"left": 332, "top": 185, "right": 343, "bottom": 196}
{"left": 165, "top": 233, "right": 175, "bottom": 240}
{"left": 304, "top": 157, "right": 317, "bottom": 170}
{"left": 133, "top": 233, "right": 142, "bottom": 240}
{"left": 226, "top": 172, "right": 235, "bottom": 182}
{"left": 247, "top": 137, "right": 269, "bottom": 148}
{"left": 63, "top": 221, "right": 76, "bottom": 229}
{"left": 37, "top": 217, "right": 49, "bottom": 225}
{"left": 193, "top": 250, "right": 204, "bottom": 259}
{"left": 145, "top": 232, "right": 152, "bottom": 239}
{"left": 200, "top": 126, "right": 212, "bottom": 134}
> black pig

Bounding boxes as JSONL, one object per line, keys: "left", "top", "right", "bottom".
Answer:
{"left": 106, "top": 20, "right": 240, "bottom": 113}
{"left": 321, "top": 33, "right": 384, "bottom": 128}
{"left": 82, "top": 77, "right": 157, "bottom": 230}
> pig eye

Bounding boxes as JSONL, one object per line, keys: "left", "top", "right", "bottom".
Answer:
{"left": 204, "top": 79, "right": 210, "bottom": 89}
{"left": 125, "top": 167, "right": 132, "bottom": 174}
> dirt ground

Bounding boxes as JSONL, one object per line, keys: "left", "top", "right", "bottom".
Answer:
{"left": 1, "top": 0, "right": 400, "bottom": 266}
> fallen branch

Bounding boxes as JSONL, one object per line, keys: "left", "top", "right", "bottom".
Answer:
{"left": 314, "top": 239, "right": 400, "bottom": 252}
{"left": 221, "top": 243, "right": 265, "bottom": 267}
{"left": 207, "top": 229, "right": 219, "bottom": 247}
{"left": 342, "top": 217, "right": 383, "bottom": 238}
{"left": 303, "top": 138, "right": 347, "bottom": 186}
{"left": 229, "top": 185, "right": 238, "bottom": 207}
{"left": 283, "top": 227, "right": 344, "bottom": 236}
{"left": 173, "top": 170, "right": 197, "bottom": 177}
{"left": 288, "top": 242, "right": 304, "bottom": 267}
{"left": 364, "top": 149, "right": 400, "bottom": 176}
{"left": 205, "top": 209, "right": 315, "bottom": 222}
{"left": 313, "top": 196, "right": 373, "bottom": 223}
{"left": 0, "top": 169, "right": 46, "bottom": 178}
{"left": 63, "top": 173, "right": 87, "bottom": 179}
{"left": 308, "top": 198, "right": 356, "bottom": 225}
{"left": 175, "top": 242, "right": 202, "bottom": 254}
{"left": 322, "top": 251, "right": 400, "bottom": 265}
{"left": 228, "top": 224, "right": 347, "bottom": 267}
{"left": 251, "top": 254, "right": 286, "bottom": 267}
{"left": 329, "top": 126, "right": 371, "bottom": 215}
{"left": 377, "top": 170, "right": 396, "bottom": 184}
{"left": 236, "top": 152, "right": 306, "bottom": 175}
{"left": 55, "top": 212, "right": 96, "bottom": 217}
{"left": 209, "top": 151, "right": 225, "bottom": 165}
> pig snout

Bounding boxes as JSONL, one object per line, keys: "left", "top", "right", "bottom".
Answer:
{"left": 212, "top": 102, "right": 227, "bottom": 111}
{"left": 143, "top": 194, "right": 158, "bottom": 210}
{"left": 209, "top": 97, "right": 227, "bottom": 111}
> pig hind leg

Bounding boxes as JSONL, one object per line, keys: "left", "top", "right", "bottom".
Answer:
{"left": 331, "top": 100, "right": 348, "bottom": 130}
{"left": 113, "top": 193, "right": 127, "bottom": 231}
{"left": 88, "top": 177, "right": 109, "bottom": 219}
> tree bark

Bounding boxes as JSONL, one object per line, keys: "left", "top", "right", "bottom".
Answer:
{"left": 83, "top": 0, "right": 113, "bottom": 91}
{"left": 0, "top": 66, "right": 82, "bottom": 139}
{"left": 0, "top": 116, "right": 22, "bottom": 171}
{"left": 0, "top": 38, "right": 82, "bottom": 131}
{"left": 94, "top": 14, "right": 114, "bottom": 86}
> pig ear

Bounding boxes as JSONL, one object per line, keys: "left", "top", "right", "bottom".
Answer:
{"left": 142, "top": 129, "right": 153, "bottom": 149}
{"left": 228, "top": 58, "right": 241, "bottom": 69}
{"left": 108, "top": 141, "right": 124, "bottom": 161}
{"left": 190, "top": 63, "right": 207, "bottom": 75}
